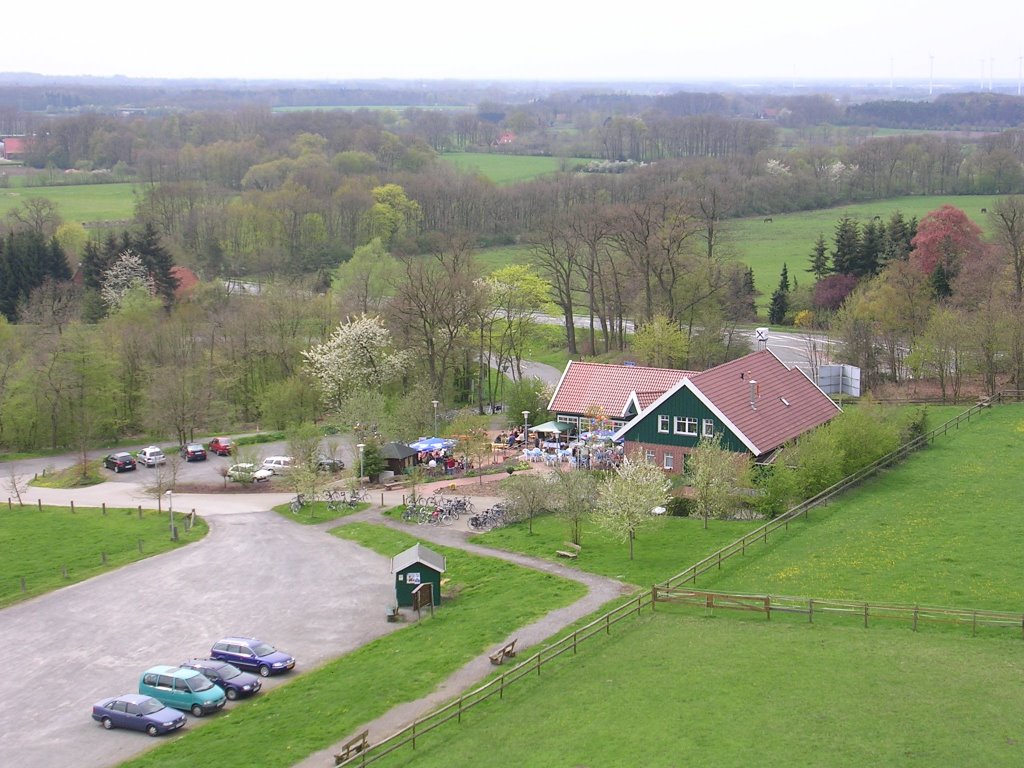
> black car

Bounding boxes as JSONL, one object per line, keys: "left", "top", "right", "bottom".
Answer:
{"left": 179, "top": 659, "right": 262, "bottom": 700}
{"left": 103, "top": 452, "right": 137, "bottom": 473}
{"left": 316, "top": 455, "right": 345, "bottom": 472}
{"left": 181, "top": 444, "right": 207, "bottom": 461}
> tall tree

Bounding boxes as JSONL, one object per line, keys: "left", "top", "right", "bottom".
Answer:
{"left": 831, "top": 215, "right": 861, "bottom": 276}
{"left": 807, "top": 232, "right": 830, "bottom": 279}
{"left": 685, "top": 434, "right": 750, "bottom": 529}
{"left": 768, "top": 263, "right": 790, "bottom": 325}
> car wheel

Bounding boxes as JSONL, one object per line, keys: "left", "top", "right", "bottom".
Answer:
{"left": 226, "top": 687, "right": 238, "bottom": 701}
{"left": 101, "top": 717, "right": 113, "bottom": 730}
{"left": 114, "top": 465, "right": 120, "bottom": 473}
{"left": 191, "top": 704, "right": 204, "bottom": 717}
{"left": 259, "top": 664, "right": 271, "bottom": 677}
{"left": 146, "top": 724, "right": 160, "bottom": 737}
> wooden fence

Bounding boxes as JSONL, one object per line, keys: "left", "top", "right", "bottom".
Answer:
{"left": 657, "top": 392, "right": 1020, "bottom": 591}
{"left": 335, "top": 591, "right": 654, "bottom": 767}
{"left": 652, "top": 588, "right": 1024, "bottom": 638}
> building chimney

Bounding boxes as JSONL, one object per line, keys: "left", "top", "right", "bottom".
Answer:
{"left": 749, "top": 379, "right": 759, "bottom": 410}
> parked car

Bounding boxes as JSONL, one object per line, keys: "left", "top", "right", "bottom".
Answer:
{"left": 180, "top": 444, "right": 207, "bottom": 462}
{"left": 208, "top": 437, "right": 234, "bottom": 456}
{"left": 136, "top": 446, "right": 166, "bottom": 467}
{"left": 210, "top": 637, "right": 296, "bottom": 677}
{"left": 91, "top": 693, "right": 186, "bottom": 736}
{"left": 260, "top": 456, "right": 294, "bottom": 475}
{"left": 178, "top": 659, "right": 262, "bottom": 700}
{"left": 227, "top": 463, "right": 273, "bottom": 483}
{"left": 316, "top": 454, "right": 345, "bottom": 472}
{"left": 103, "top": 452, "right": 137, "bottom": 473}
{"left": 139, "top": 665, "right": 226, "bottom": 717}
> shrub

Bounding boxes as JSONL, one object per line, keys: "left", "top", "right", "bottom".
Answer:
{"left": 665, "top": 496, "right": 692, "bottom": 517}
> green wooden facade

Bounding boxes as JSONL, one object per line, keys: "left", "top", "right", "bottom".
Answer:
{"left": 623, "top": 385, "right": 749, "bottom": 454}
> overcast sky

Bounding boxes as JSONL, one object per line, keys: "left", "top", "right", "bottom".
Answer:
{"left": 4, "top": 1, "right": 1022, "bottom": 85}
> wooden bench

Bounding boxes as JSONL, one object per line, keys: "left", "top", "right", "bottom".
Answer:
{"left": 556, "top": 542, "right": 581, "bottom": 559}
{"left": 334, "top": 729, "right": 369, "bottom": 765}
{"left": 489, "top": 638, "right": 518, "bottom": 665}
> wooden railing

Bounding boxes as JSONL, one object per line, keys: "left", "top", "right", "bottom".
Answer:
{"left": 652, "top": 588, "right": 1024, "bottom": 638}
{"left": 658, "top": 393, "right": 1017, "bottom": 591}
{"left": 335, "top": 591, "right": 654, "bottom": 766}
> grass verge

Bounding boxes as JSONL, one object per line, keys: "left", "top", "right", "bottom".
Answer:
{"left": 376, "top": 609, "right": 1024, "bottom": 767}
{"left": 119, "top": 521, "right": 586, "bottom": 768}
{"left": 271, "top": 500, "right": 370, "bottom": 524}
{"left": 28, "top": 459, "right": 105, "bottom": 488}
{"left": 0, "top": 504, "right": 208, "bottom": 607}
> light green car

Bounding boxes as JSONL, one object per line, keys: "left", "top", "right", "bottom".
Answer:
{"left": 138, "top": 665, "right": 226, "bottom": 717}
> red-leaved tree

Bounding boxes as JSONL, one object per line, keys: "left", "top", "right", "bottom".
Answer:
{"left": 909, "top": 205, "right": 987, "bottom": 280}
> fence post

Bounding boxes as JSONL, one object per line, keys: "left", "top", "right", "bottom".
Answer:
{"left": 500, "top": 672, "right": 505, "bottom": 699}
{"left": 70, "top": 500, "right": 74, "bottom": 513}
{"left": 536, "top": 651, "right": 542, "bottom": 677}
{"left": 913, "top": 605, "right": 918, "bottom": 632}
{"left": 37, "top": 499, "right": 42, "bottom": 511}
{"left": 20, "top": 576, "right": 26, "bottom": 592}
{"left": 863, "top": 603, "right": 869, "bottom": 628}
{"left": 101, "top": 551, "right": 106, "bottom": 565}
{"left": 457, "top": 696, "right": 462, "bottom": 724}
{"left": 138, "top": 506, "right": 143, "bottom": 519}
{"left": 808, "top": 598, "right": 814, "bottom": 623}
{"left": 102, "top": 502, "right": 106, "bottom": 515}
{"left": 717, "top": 551, "right": 722, "bottom": 570}
{"left": 972, "top": 611, "right": 977, "bottom": 637}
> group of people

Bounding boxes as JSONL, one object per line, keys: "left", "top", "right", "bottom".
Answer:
{"left": 418, "top": 450, "right": 470, "bottom": 476}
{"left": 498, "top": 427, "right": 535, "bottom": 448}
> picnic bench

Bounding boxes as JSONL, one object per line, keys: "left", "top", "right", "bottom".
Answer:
{"left": 334, "top": 729, "right": 369, "bottom": 765}
{"left": 489, "top": 638, "right": 518, "bottom": 665}
{"left": 556, "top": 541, "right": 581, "bottom": 559}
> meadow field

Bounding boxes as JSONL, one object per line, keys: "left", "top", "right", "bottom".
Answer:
{"left": 361, "top": 402, "right": 1024, "bottom": 767}
{"left": 0, "top": 182, "right": 139, "bottom": 222}
{"left": 441, "top": 153, "right": 586, "bottom": 185}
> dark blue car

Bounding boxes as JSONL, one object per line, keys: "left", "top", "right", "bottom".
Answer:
{"left": 91, "top": 693, "right": 186, "bottom": 736}
{"left": 210, "top": 636, "right": 296, "bottom": 677}
{"left": 179, "top": 658, "right": 262, "bottom": 699}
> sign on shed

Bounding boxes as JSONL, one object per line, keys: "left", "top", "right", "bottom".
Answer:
{"left": 392, "top": 543, "right": 445, "bottom": 608}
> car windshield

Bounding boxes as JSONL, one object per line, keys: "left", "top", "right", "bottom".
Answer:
{"left": 188, "top": 445, "right": 202, "bottom": 451}
{"left": 138, "top": 698, "right": 164, "bottom": 715}
{"left": 185, "top": 675, "right": 214, "bottom": 692}
{"left": 219, "top": 663, "right": 242, "bottom": 680}
{"left": 252, "top": 642, "right": 275, "bottom": 656}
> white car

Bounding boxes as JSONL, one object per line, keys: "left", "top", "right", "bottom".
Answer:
{"left": 137, "top": 446, "right": 167, "bottom": 467}
{"left": 260, "top": 456, "right": 295, "bottom": 475}
{"left": 228, "top": 463, "right": 273, "bottom": 483}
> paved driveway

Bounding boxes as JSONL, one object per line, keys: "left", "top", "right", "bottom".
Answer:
{"left": 0, "top": 482, "right": 398, "bottom": 768}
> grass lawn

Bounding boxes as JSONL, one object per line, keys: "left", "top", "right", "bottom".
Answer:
{"left": 29, "top": 459, "right": 105, "bottom": 488}
{"left": 120, "top": 522, "right": 585, "bottom": 768}
{"left": 378, "top": 611, "right": 1024, "bottom": 768}
{"left": 441, "top": 153, "right": 586, "bottom": 185}
{"left": 0, "top": 182, "right": 139, "bottom": 222}
{"left": 0, "top": 504, "right": 207, "bottom": 607}
{"left": 474, "top": 510, "right": 761, "bottom": 590}
{"left": 730, "top": 194, "right": 1004, "bottom": 312}
{"left": 271, "top": 499, "right": 370, "bottom": 524}
{"left": 696, "top": 403, "right": 1024, "bottom": 610}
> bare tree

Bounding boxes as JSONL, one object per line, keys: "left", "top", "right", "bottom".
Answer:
{"left": 4, "top": 463, "right": 28, "bottom": 506}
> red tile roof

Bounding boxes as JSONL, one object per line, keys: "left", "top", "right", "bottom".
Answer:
{"left": 170, "top": 266, "right": 199, "bottom": 298}
{"left": 689, "top": 349, "right": 840, "bottom": 457}
{"left": 548, "top": 361, "right": 698, "bottom": 419}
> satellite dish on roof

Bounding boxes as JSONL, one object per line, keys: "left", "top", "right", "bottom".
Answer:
{"left": 755, "top": 327, "right": 769, "bottom": 349}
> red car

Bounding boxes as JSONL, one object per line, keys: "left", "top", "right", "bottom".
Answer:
{"left": 208, "top": 437, "right": 233, "bottom": 456}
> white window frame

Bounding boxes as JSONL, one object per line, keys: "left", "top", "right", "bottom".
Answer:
{"left": 645, "top": 450, "right": 656, "bottom": 463}
{"left": 657, "top": 415, "right": 670, "bottom": 433}
{"left": 702, "top": 419, "right": 714, "bottom": 437}
{"left": 682, "top": 417, "right": 698, "bottom": 436}
{"left": 673, "top": 416, "right": 685, "bottom": 434}
{"left": 663, "top": 453, "right": 674, "bottom": 470}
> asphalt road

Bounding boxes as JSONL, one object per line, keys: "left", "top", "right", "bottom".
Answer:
{"left": 0, "top": 484, "right": 397, "bottom": 768}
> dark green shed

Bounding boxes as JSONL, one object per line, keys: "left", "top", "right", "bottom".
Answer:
{"left": 392, "top": 543, "right": 445, "bottom": 608}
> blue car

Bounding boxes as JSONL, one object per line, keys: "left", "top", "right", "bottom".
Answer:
{"left": 210, "top": 636, "right": 296, "bottom": 677}
{"left": 91, "top": 693, "right": 186, "bottom": 736}
{"left": 179, "top": 658, "right": 262, "bottom": 700}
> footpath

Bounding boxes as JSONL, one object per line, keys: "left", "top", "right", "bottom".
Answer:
{"left": 293, "top": 469, "right": 628, "bottom": 768}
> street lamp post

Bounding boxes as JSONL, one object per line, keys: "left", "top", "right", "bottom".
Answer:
{"left": 431, "top": 399, "right": 439, "bottom": 436}
{"left": 165, "top": 490, "right": 176, "bottom": 541}
{"left": 522, "top": 410, "right": 530, "bottom": 447}
{"left": 357, "top": 443, "right": 365, "bottom": 490}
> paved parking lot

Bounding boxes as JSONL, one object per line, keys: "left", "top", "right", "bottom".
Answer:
{"left": 0, "top": 481, "right": 397, "bottom": 768}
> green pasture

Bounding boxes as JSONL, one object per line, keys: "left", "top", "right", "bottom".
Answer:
{"left": 442, "top": 153, "right": 585, "bottom": 184}
{"left": 380, "top": 611, "right": 1024, "bottom": 768}
{"left": 0, "top": 504, "right": 207, "bottom": 607}
{"left": 474, "top": 243, "right": 534, "bottom": 273}
{"left": 731, "top": 194, "right": 1004, "bottom": 311}
{"left": 0, "top": 183, "right": 139, "bottom": 222}
{"left": 699, "top": 402, "right": 1024, "bottom": 609}
{"left": 476, "top": 510, "right": 760, "bottom": 590}
{"left": 121, "top": 522, "right": 585, "bottom": 768}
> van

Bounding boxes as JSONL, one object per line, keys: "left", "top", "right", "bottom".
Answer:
{"left": 138, "top": 665, "right": 226, "bottom": 717}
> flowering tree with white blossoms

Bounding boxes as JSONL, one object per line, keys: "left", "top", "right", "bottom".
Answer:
{"left": 302, "top": 314, "right": 410, "bottom": 410}
{"left": 100, "top": 249, "right": 154, "bottom": 310}
{"left": 595, "top": 452, "right": 670, "bottom": 560}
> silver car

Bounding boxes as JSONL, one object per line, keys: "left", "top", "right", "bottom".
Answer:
{"left": 137, "top": 446, "right": 167, "bottom": 467}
